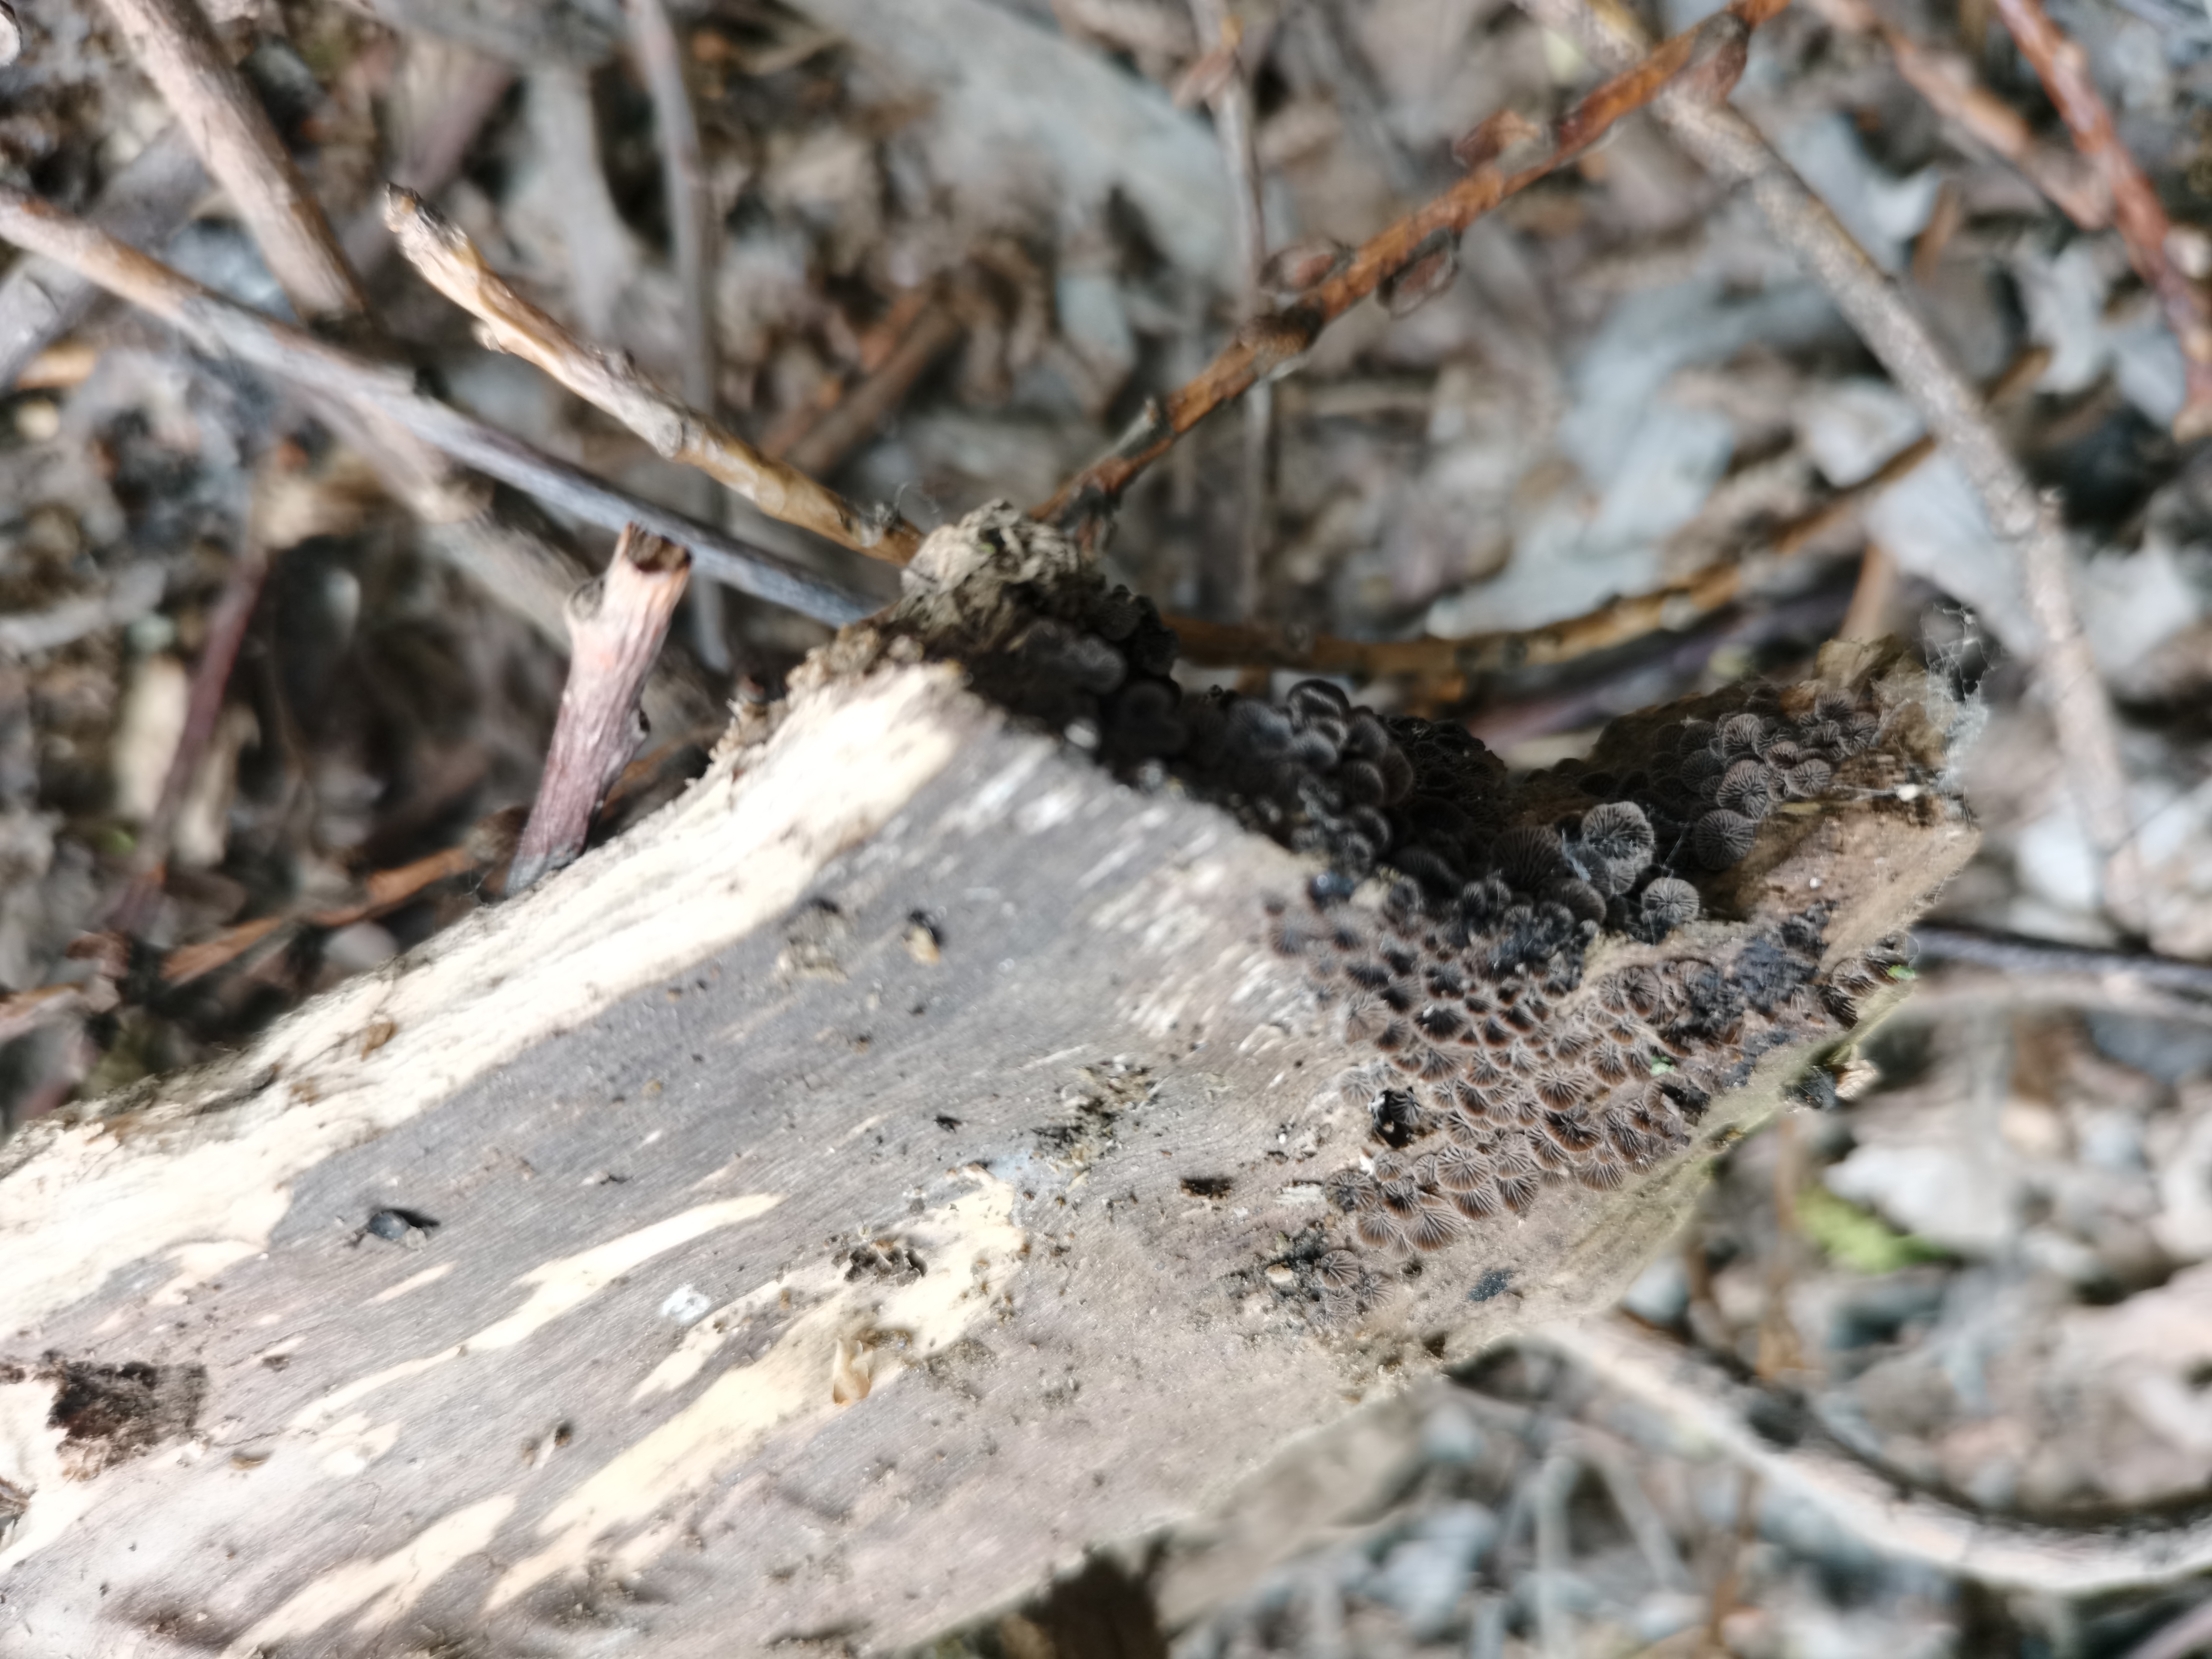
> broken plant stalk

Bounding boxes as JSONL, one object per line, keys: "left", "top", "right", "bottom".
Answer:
{"left": 384, "top": 189, "right": 923, "bottom": 565}
{"left": 508, "top": 526, "right": 693, "bottom": 894}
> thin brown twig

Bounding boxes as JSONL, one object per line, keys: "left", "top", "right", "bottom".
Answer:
{"left": 508, "top": 526, "right": 692, "bottom": 893}
{"left": 95, "top": 0, "right": 368, "bottom": 325}
{"left": 159, "top": 842, "right": 490, "bottom": 987}
{"left": 384, "top": 188, "right": 923, "bottom": 565}
{"left": 1030, "top": 0, "right": 1787, "bottom": 526}
{"left": 1165, "top": 336, "right": 2064, "bottom": 680}
{"left": 779, "top": 298, "right": 966, "bottom": 479}
{"left": 1809, "top": 0, "right": 2108, "bottom": 230}
{"left": 104, "top": 527, "right": 271, "bottom": 935}
{"left": 1527, "top": 0, "right": 2150, "bottom": 932}
{"left": 1985, "top": 0, "right": 2212, "bottom": 439}
{"left": 0, "top": 187, "right": 879, "bottom": 625}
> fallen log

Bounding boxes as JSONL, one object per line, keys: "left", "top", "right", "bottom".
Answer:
{"left": 0, "top": 508, "right": 1975, "bottom": 1655}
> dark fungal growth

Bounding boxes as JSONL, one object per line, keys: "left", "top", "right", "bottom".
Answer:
{"left": 806, "top": 504, "right": 1955, "bottom": 1319}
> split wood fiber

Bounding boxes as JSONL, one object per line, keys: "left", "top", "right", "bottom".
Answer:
{"left": 0, "top": 508, "right": 1975, "bottom": 1655}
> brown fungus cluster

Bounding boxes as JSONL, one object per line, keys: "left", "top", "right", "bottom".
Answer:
{"left": 795, "top": 505, "right": 1934, "bottom": 1322}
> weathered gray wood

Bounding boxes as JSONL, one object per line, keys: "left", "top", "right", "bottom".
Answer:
{"left": 0, "top": 639, "right": 1974, "bottom": 1654}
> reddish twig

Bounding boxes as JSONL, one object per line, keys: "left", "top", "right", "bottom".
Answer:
{"left": 1986, "top": 0, "right": 2212, "bottom": 439}
{"left": 1809, "top": 0, "right": 2108, "bottom": 229}
{"left": 1031, "top": 0, "right": 1785, "bottom": 526}
{"left": 105, "top": 531, "right": 271, "bottom": 935}
{"left": 779, "top": 298, "right": 966, "bottom": 478}
{"left": 1530, "top": 0, "right": 2150, "bottom": 932}
{"left": 385, "top": 189, "right": 924, "bottom": 565}
{"left": 508, "top": 526, "right": 692, "bottom": 893}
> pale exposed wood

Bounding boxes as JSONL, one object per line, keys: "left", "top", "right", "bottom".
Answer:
{"left": 0, "top": 625, "right": 1972, "bottom": 1655}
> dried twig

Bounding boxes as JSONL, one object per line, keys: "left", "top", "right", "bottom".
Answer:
{"left": 1543, "top": 1319, "right": 2212, "bottom": 1595}
{"left": 625, "top": 0, "right": 733, "bottom": 671}
{"left": 104, "top": 531, "right": 270, "bottom": 934}
{"left": 1811, "top": 0, "right": 2108, "bottom": 229}
{"left": 1986, "top": 0, "right": 2212, "bottom": 439}
{"left": 0, "top": 187, "right": 881, "bottom": 626}
{"left": 1031, "top": 0, "right": 1787, "bottom": 525}
{"left": 159, "top": 843, "right": 490, "bottom": 987}
{"left": 0, "top": 126, "right": 206, "bottom": 391}
{"left": 778, "top": 298, "right": 965, "bottom": 478}
{"left": 0, "top": 980, "right": 118, "bottom": 1048}
{"left": 1912, "top": 923, "right": 2212, "bottom": 998}
{"left": 94, "top": 0, "right": 368, "bottom": 325}
{"left": 1528, "top": 0, "right": 2149, "bottom": 932}
{"left": 1168, "top": 347, "right": 2045, "bottom": 684}
{"left": 340, "top": 51, "right": 516, "bottom": 279}
{"left": 86, "top": 0, "right": 676, "bottom": 681}
{"left": 384, "top": 189, "right": 924, "bottom": 565}
{"left": 508, "top": 526, "right": 692, "bottom": 893}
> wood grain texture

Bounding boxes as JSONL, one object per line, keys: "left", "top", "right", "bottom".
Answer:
{"left": 0, "top": 647, "right": 1974, "bottom": 1653}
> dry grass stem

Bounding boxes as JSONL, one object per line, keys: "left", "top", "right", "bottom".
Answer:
{"left": 385, "top": 188, "right": 924, "bottom": 565}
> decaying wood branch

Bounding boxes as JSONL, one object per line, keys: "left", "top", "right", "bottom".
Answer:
{"left": 385, "top": 188, "right": 925, "bottom": 565}
{"left": 510, "top": 527, "right": 693, "bottom": 893}
{"left": 0, "top": 506, "right": 1973, "bottom": 1654}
